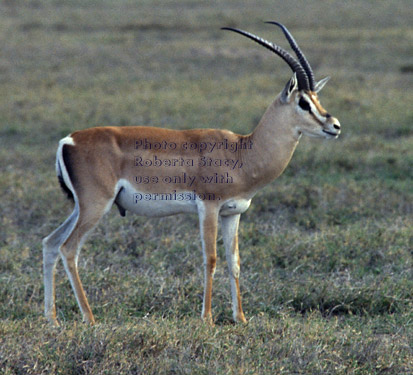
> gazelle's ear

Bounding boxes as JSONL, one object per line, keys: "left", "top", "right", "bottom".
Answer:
{"left": 280, "top": 73, "right": 298, "bottom": 103}
{"left": 314, "top": 76, "right": 330, "bottom": 93}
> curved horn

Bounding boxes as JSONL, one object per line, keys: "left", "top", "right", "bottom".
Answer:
{"left": 222, "top": 27, "right": 310, "bottom": 91}
{"left": 266, "top": 21, "right": 315, "bottom": 91}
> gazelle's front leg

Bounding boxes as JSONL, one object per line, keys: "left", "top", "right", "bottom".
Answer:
{"left": 198, "top": 204, "right": 219, "bottom": 325}
{"left": 221, "top": 214, "right": 247, "bottom": 323}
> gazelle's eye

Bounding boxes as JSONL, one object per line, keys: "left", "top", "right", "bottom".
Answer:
{"left": 299, "top": 97, "right": 311, "bottom": 112}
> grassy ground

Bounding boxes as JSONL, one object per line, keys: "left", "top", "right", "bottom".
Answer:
{"left": 0, "top": 0, "right": 412, "bottom": 374}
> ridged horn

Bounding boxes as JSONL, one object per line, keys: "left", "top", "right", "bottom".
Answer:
{"left": 221, "top": 27, "right": 310, "bottom": 91}
{"left": 265, "top": 21, "right": 315, "bottom": 91}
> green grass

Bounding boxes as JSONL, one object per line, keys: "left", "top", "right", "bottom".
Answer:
{"left": 0, "top": 0, "right": 412, "bottom": 374}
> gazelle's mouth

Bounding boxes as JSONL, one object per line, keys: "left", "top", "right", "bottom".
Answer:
{"left": 322, "top": 129, "right": 339, "bottom": 138}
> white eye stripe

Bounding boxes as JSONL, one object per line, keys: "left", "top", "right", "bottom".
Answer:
{"left": 299, "top": 94, "right": 326, "bottom": 125}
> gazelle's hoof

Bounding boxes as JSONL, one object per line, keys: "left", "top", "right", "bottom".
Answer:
{"left": 202, "top": 313, "right": 215, "bottom": 326}
{"left": 45, "top": 316, "right": 60, "bottom": 327}
{"left": 235, "top": 313, "right": 247, "bottom": 324}
{"left": 83, "top": 315, "right": 96, "bottom": 326}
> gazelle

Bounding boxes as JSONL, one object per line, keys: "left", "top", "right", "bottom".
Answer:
{"left": 43, "top": 22, "right": 341, "bottom": 326}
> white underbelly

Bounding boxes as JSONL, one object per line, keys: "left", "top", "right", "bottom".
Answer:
{"left": 115, "top": 180, "right": 252, "bottom": 218}
{"left": 116, "top": 180, "right": 198, "bottom": 217}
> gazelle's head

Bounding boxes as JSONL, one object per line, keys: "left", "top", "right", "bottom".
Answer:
{"left": 222, "top": 22, "right": 341, "bottom": 139}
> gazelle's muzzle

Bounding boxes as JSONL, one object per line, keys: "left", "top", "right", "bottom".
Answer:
{"left": 322, "top": 118, "right": 341, "bottom": 138}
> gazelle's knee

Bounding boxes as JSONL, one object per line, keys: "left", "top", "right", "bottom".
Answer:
{"left": 60, "top": 247, "right": 77, "bottom": 267}
{"left": 42, "top": 236, "right": 54, "bottom": 254}
{"left": 232, "top": 262, "right": 240, "bottom": 279}
{"left": 206, "top": 255, "right": 217, "bottom": 277}
{"left": 42, "top": 236, "right": 49, "bottom": 249}
{"left": 43, "top": 239, "right": 60, "bottom": 265}
{"left": 228, "top": 252, "right": 240, "bottom": 279}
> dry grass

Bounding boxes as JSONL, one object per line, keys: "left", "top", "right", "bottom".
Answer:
{"left": 0, "top": 0, "right": 412, "bottom": 374}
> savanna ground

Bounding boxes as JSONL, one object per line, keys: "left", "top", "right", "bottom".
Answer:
{"left": 0, "top": 0, "right": 412, "bottom": 374}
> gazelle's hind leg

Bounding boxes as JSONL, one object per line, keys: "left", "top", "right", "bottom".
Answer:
{"left": 43, "top": 194, "right": 113, "bottom": 325}
{"left": 42, "top": 209, "right": 79, "bottom": 326}
{"left": 58, "top": 198, "right": 113, "bottom": 325}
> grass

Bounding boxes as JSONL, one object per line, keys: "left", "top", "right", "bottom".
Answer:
{"left": 0, "top": 0, "right": 412, "bottom": 374}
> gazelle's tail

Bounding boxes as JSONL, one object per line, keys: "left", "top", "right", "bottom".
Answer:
{"left": 56, "top": 136, "right": 76, "bottom": 202}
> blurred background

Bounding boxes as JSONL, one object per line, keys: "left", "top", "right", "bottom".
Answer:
{"left": 0, "top": 1, "right": 412, "bottom": 373}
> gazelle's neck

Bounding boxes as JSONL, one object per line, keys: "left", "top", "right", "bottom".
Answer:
{"left": 242, "top": 98, "right": 301, "bottom": 189}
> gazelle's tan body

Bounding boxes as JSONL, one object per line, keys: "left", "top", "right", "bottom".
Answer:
{"left": 43, "top": 23, "right": 341, "bottom": 325}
